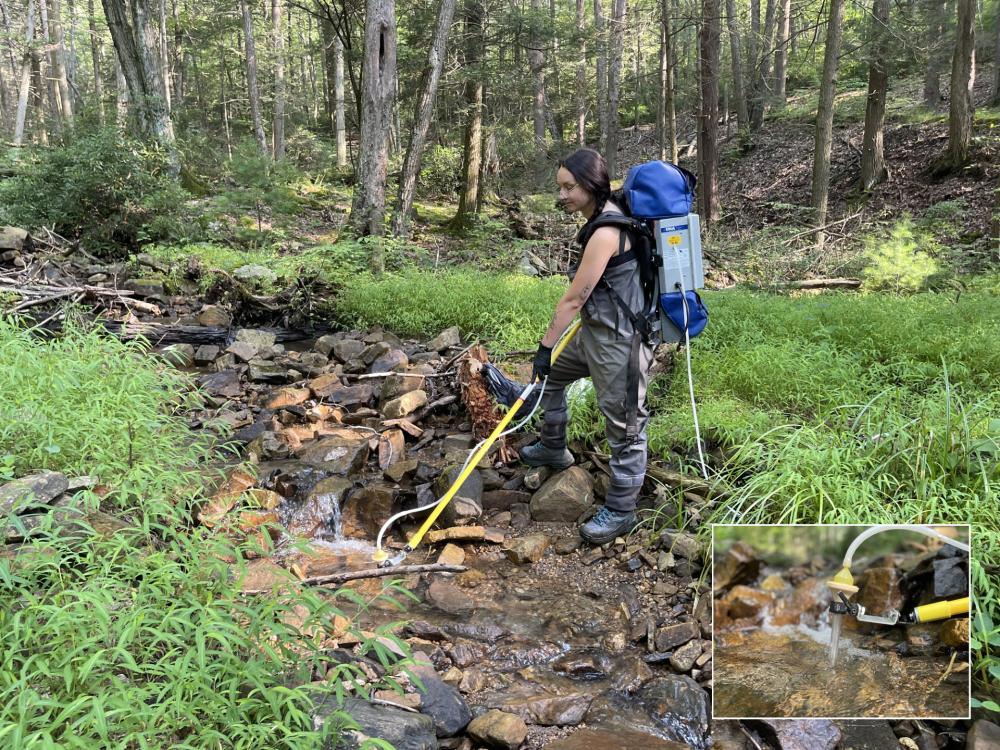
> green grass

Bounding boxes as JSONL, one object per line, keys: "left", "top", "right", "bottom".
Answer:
{"left": 0, "top": 319, "right": 413, "bottom": 747}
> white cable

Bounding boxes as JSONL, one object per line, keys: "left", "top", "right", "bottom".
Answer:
{"left": 843, "top": 524, "right": 970, "bottom": 567}
{"left": 671, "top": 238, "right": 709, "bottom": 480}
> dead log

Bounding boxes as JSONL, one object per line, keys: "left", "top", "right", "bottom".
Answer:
{"left": 781, "top": 278, "right": 861, "bottom": 290}
{"left": 240, "top": 563, "right": 468, "bottom": 593}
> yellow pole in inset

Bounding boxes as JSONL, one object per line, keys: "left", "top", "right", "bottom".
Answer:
{"left": 913, "top": 597, "right": 970, "bottom": 623}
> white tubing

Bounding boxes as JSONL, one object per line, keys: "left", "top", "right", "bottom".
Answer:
{"left": 843, "top": 524, "right": 970, "bottom": 567}
{"left": 672, "top": 246, "right": 709, "bottom": 480}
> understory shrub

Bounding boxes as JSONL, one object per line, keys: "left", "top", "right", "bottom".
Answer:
{"left": 0, "top": 128, "right": 190, "bottom": 256}
{"left": 862, "top": 218, "right": 940, "bottom": 292}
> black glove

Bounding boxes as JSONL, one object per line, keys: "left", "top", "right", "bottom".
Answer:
{"left": 532, "top": 342, "right": 553, "bottom": 383}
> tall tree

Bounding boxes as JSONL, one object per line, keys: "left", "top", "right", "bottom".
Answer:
{"left": 604, "top": 0, "right": 625, "bottom": 177}
{"left": 49, "top": 0, "right": 74, "bottom": 125}
{"left": 272, "top": 0, "right": 285, "bottom": 160}
{"left": 698, "top": 0, "right": 721, "bottom": 223}
{"left": 13, "top": 0, "right": 36, "bottom": 145}
{"left": 993, "top": 12, "right": 1000, "bottom": 105}
{"left": 239, "top": 0, "right": 267, "bottom": 157}
{"left": 724, "top": 0, "right": 748, "bottom": 131}
{"left": 575, "top": 0, "right": 586, "bottom": 145}
{"left": 102, "top": 0, "right": 177, "bottom": 163}
{"left": 349, "top": 0, "right": 396, "bottom": 248}
{"left": 87, "top": 0, "right": 104, "bottom": 123}
{"left": 748, "top": 0, "right": 775, "bottom": 128}
{"left": 921, "top": 0, "right": 947, "bottom": 105}
{"left": 528, "top": 0, "right": 548, "bottom": 186}
{"left": 772, "top": 0, "right": 790, "bottom": 106}
{"left": 940, "top": 0, "right": 975, "bottom": 170}
{"left": 594, "top": 0, "right": 607, "bottom": 151}
{"left": 157, "top": 0, "right": 170, "bottom": 112}
{"left": 859, "top": 0, "right": 889, "bottom": 190}
{"left": 391, "top": 0, "right": 456, "bottom": 237}
{"left": 810, "top": 0, "right": 845, "bottom": 247}
{"left": 333, "top": 33, "right": 346, "bottom": 165}
{"left": 660, "top": 0, "right": 677, "bottom": 162}
{"left": 450, "top": 0, "right": 484, "bottom": 229}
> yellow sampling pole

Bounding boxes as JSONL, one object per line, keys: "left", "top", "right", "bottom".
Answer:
{"left": 913, "top": 597, "right": 970, "bottom": 623}
{"left": 375, "top": 320, "right": 582, "bottom": 565}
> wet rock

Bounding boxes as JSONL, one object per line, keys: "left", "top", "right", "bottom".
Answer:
{"left": 237, "top": 559, "right": 292, "bottom": 592}
{"left": 551, "top": 648, "right": 614, "bottom": 680}
{"left": 160, "top": 343, "right": 195, "bottom": 367}
{"left": 226, "top": 340, "right": 258, "bottom": 362}
{"left": 660, "top": 530, "right": 703, "bottom": 560}
{"left": 523, "top": 466, "right": 551, "bottom": 490}
{"left": 194, "top": 344, "right": 220, "bottom": 364}
{"left": 248, "top": 359, "right": 286, "bottom": 382}
{"left": 529, "top": 467, "right": 594, "bottom": 522}
{"left": 749, "top": 719, "right": 841, "bottom": 750}
{"left": 857, "top": 566, "right": 904, "bottom": 619}
{"left": 722, "top": 585, "right": 774, "bottom": 621}
{"left": 437, "top": 544, "right": 466, "bottom": 566}
{"left": 714, "top": 541, "right": 761, "bottom": 590}
{"left": 466, "top": 709, "right": 526, "bottom": 750}
{"left": 266, "top": 387, "right": 310, "bottom": 410}
{"left": 1, "top": 471, "right": 69, "bottom": 514}
{"left": 285, "top": 477, "right": 352, "bottom": 538}
{"left": 318, "top": 383, "right": 375, "bottom": 408}
{"left": 308, "top": 373, "right": 342, "bottom": 399}
{"left": 761, "top": 574, "right": 788, "bottom": 590}
{"left": 425, "top": 579, "right": 475, "bottom": 614}
{"left": 940, "top": 617, "right": 969, "bottom": 646}
{"left": 331, "top": 338, "right": 366, "bottom": 363}
{"left": 235, "top": 328, "right": 277, "bottom": 350}
{"left": 482, "top": 489, "right": 531, "bottom": 511}
{"left": 198, "top": 369, "right": 242, "bottom": 398}
{"left": 496, "top": 691, "right": 593, "bottom": 726}
{"left": 611, "top": 658, "right": 654, "bottom": 694}
{"left": 381, "top": 371, "right": 427, "bottom": 402}
{"left": 426, "top": 526, "right": 487, "bottom": 544}
{"left": 382, "top": 390, "right": 428, "bottom": 419}
{"left": 197, "top": 305, "right": 231, "bottom": 327}
{"left": 641, "top": 676, "right": 709, "bottom": 748}
{"left": 340, "top": 482, "right": 396, "bottom": 537}
{"left": 248, "top": 430, "right": 290, "bottom": 460}
{"left": 505, "top": 533, "right": 550, "bottom": 564}
{"left": 459, "top": 667, "right": 486, "bottom": 693}
{"left": 771, "top": 577, "right": 829, "bottom": 627}
{"left": 967, "top": 720, "right": 1000, "bottom": 750}
{"left": 313, "top": 334, "right": 340, "bottom": 357}
{"left": 654, "top": 622, "right": 699, "bottom": 652}
{"left": 379, "top": 429, "right": 406, "bottom": 469}
{"left": 361, "top": 341, "right": 392, "bottom": 365}
{"left": 385, "top": 458, "right": 419, "bottom": 483}
{"left": 412, "top": 654, "right": 471, "bottom": 737}
{"left": 933, "top": 556, "right": 968, "bottom": 598}
{"left": 434, "top": 465, "right": 483, "bottom": 526}
{"left": 125, "top": 278, "right": 165, "bottom": 298}
{"left": 297, "top": 351, "right": 329, "bottom": 375}
{"left": 370, "top": 349, "right": 409, "bottom": 374}
{"left": 320, "top": 696, "right": 436, "bottom": 750}
{"left": 510, "top": 503, "right": 531, "bottom": 530}
{"left": 544, "top": 727, "right": 688, "bottom": 750}
{"left": 298, "top": 434, "right": 370, "bottom": 475}
{"left": 426, "top": 326, "right": 461, "bottom": 352}
{"left": 554, "top": 536, "right": 582, "bottom": 555}
{"left": 669, "top": 639, "right": 702, "bottom": 673}
{"left": 835, "top": 721, "right": 905, "bottom": 750}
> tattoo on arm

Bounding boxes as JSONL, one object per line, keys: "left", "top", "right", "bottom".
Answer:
{"left": 578, "top": 283, "right": 592, "bottom": 302}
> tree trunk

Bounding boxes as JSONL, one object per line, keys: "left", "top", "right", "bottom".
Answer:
{"left": 772, "top": 0, "right": 790, "bottom": 106}
{"left": 921, "top": 0, "right": 947, "bottom": 105}
{"left": 859, "top": 0, "right": 889, "bottom": 191}
{"left": 239, "top": 0, "right": 268, "bottom": 157}
{"left": 529, "top": 0, "right": 548, "bottom": 186}
{"left": 450, "top": 0, "right": 484, "bottom": 230}
{"left": 810, "top": 0, "right": 845, "bottom": 247}
{"left": 594, "top": 0, "right": 607, "bottom": 151}
{"left": 334, "top": 33, "right": 347, "bottom": 166}
{"left": 661, "top": 0, "right": 677, "bottom": 162}
{"left": 604, "top": 0, "right": 626, "bottom": 178}
{"left": 101, "top": 0, "right": 177, "bottom": 164}
{"left": 349, "top": 0, "right": 396, "bottom": 249}
{"left": 170, "top": 0, "right": 182, "bottom": 104}
{"left": 391, "top": 0, "right": 456, "bottom": 237}
{"left": 49, "top": 0, "right": 74, "bottom": 125}
{"left": 942, "top": 0, "right": 974, "bottom": 169}
{"left": 157, "top": 0, "right": 170, "bottom": 113}
{"left": 37, "top": 0, "right": 62, "bottom": 132}
{"left": 87, "top": 0, "right": 104, "bottom": 123}
{"left": 749, "top": 0, "right": 775, "bottom": 128}
{"left": 13, "top": 0, "right": 35, "bottom": 146}
{"left": 725, "top": 0, "right": 748, "bottom": 131}
{"left": 698, "top": 0, "right": 721, "bottom": 224}
{"left": 575, "top": 0, "right": 586, "bottom": 145}
{"left": 993, "top": 8, "right": 1000, "bottom": 105}
{"left": 220, "top": 46, "right": 232, "bottom": 158}
{"left": 272, "top": 0, "right": 285, "bottom": 160}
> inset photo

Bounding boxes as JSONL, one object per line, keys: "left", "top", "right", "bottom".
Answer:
{"left": 712, "top": 524, "right": 971, "bottom": 720}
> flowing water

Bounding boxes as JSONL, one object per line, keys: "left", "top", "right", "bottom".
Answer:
{"left": 714, "top": 618, "right": 969, "bottom": 718}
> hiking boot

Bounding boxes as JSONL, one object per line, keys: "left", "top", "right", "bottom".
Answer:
{"left": 520, "top": 441, "right": 575, "bottom": 470}
{"left": 579, "top": 506, "right": 637, "bottom": 545}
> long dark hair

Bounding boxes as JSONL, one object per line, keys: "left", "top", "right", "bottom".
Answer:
{"left": 559, "top": 148, "right": 611, "bottom": 213}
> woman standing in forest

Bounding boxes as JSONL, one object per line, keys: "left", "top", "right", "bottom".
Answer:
{"left": 522, "top": 148, "right": 655, "bottom": 545}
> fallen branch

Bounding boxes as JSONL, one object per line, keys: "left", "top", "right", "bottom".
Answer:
{"left": 241, "top": 563, "right": 467, "bottom": 593}
{"left": 781, "top": 278, "right": 861, "bottom": 290}
{"left": 411, "top": 394, "right": 457, "bottom": 423}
